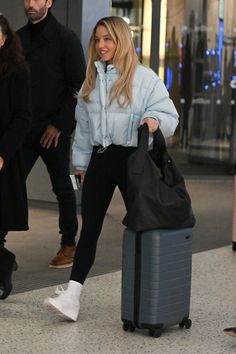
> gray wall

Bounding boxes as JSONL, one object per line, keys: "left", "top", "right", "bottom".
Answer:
{"left": 1, "top": 0, "right": 110, "bottom": 202}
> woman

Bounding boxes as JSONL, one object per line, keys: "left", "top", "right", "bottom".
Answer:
{"left": 0, "top": 14, "right": 31, "bottom": 299}
{"left": 45, "top": 16, "right": 179, "bottom": 321}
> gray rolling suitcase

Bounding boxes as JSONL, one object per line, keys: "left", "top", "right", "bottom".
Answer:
{"left": 121, "top": 228, "right": 192, "bottom": 337}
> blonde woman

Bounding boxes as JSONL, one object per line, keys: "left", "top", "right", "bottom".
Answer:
{"left": 45, "top": 16, "right": 179, "bottom": 321}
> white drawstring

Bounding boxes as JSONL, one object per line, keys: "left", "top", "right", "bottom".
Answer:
{"left": 97, "top": 146, "right": 107, "bottom": 154}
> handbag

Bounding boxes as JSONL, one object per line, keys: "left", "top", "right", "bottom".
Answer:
{"left": 123, "top": 124, "right": 196, "bottom": 232}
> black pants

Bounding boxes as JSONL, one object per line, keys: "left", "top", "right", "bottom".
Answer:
{"left": 70, "top": 145, "right": 136, "bottom": 284}
{"left": 0, "top": 231, "right": 7, "bottom": 247}
{"left": 23, "top": 131, "right": 78, "bottom": 246}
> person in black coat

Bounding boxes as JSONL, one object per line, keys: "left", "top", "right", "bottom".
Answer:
{"left": 17, "top": 0, "right": 86, "bottom": 268}
{"left": 0, "top": 14, "right": 31, "bottom": 299}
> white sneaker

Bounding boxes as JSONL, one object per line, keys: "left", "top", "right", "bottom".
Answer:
{"left": 44, "top": 286, "right": 80, "bottom": 322}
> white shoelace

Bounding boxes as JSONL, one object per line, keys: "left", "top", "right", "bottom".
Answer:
{"left": 55, "top": 285, "right": 66, "bottom": 296}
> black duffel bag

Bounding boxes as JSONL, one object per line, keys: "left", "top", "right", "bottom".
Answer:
{"left": 123, "top": 124, "right": 196, "bottom": 232}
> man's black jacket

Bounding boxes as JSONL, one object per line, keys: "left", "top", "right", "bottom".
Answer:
{"left": 18, "top": 14, "right": 86, "bottom": 134}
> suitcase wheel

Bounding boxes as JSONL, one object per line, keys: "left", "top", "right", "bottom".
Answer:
{"left": 179, "top": 318, "right": 192, "bottom": 329}
{"left": 149, "top": 328, "right": 162, "bottom": 338}
{"left": 122, "top": 321, "right": 135, "bottom": 332}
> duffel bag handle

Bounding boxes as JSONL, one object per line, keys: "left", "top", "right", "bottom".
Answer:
{"left": 138, "top": 123, "right": 167, "bottom": 155}
{"left": 134, "top": 123, "right": 166, "bottom": 174}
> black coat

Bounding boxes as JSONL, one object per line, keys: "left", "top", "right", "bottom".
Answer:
{"left": 18, "top": 14, "right": 86, "bottom": 135}
{"left": 0, "top": 64, "right": 31, "bottom": 230}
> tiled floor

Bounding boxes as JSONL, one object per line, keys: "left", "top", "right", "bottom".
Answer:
{"left": 1, "top": 246, "right": 236, "bottom": 354}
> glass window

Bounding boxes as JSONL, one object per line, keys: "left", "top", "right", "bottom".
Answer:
{"left": 162, "top": 0, "right": 236, "bottom": 165}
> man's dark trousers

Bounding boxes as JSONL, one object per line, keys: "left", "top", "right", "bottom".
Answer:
{"left": 23, "top": 131, "right": 78, "bottom": 246}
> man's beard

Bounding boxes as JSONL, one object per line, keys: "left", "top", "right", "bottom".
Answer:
{"left": 25, "top": 6, "right": 48, "bottom": 22}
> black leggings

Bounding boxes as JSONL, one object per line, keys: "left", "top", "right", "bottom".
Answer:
{"left": 70, "top": 145, "right": 136, "bottom": 284}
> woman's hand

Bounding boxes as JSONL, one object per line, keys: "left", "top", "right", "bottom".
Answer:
{"left": 75, "top": 169, "right": 86, "bottom": 183}
{"left": 142, "top": 118, "right": 159, "bottom": 133}
{"left": 0, "top": 156, "right": 4, "bottom": 171}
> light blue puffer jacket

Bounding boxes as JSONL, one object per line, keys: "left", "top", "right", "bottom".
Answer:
{"left": 72, "top": 61, "right": 179, "bottom": 170}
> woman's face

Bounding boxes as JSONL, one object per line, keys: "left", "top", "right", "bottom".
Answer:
{"left": 95, "top": 25, "right": 116, "bottom": 64}
{"left": 0, "top": 27, "right": 6, "bottom": 48}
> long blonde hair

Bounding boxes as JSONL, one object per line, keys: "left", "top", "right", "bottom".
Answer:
{"left": 81, "top": 16, "right": 139, "bottom": 108}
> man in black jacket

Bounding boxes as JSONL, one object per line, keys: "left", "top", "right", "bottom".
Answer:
{"left": 18, "top": 0, "right": 86, "bottom": 268}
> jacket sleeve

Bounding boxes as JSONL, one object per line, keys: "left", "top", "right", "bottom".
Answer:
{"left": 51, "top": 30, "right": 86, "bottom": 133}
{"left": 0, "top": 65, "right": 31, "bottom": 163}
{"left": 72, "top": 98, "right": 93, "bottom": 170}
{"left": 141, "top": 76, "right": 179, "bottom": 138}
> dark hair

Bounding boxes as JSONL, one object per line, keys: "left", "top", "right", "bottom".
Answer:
{"left": 0, "top": 14, "right": 25, "bottom": 78}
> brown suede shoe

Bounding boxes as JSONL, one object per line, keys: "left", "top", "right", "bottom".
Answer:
{"left": 49, "top": 245, "right": 76, "bottom": 269}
